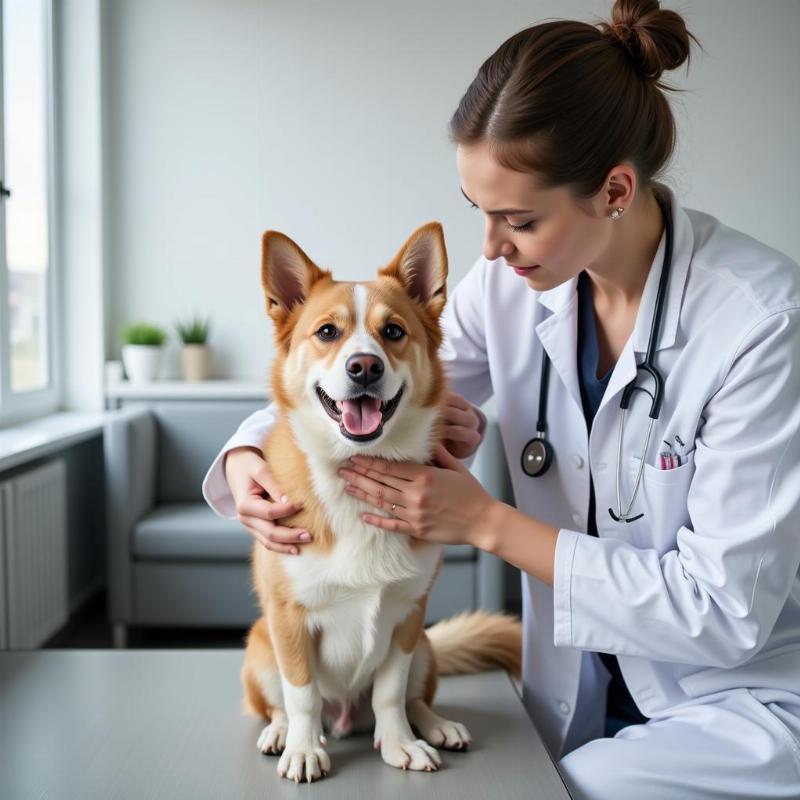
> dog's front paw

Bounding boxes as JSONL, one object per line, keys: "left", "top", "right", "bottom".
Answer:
{"left": 277, "top": 741, "right": 331, "bottom": 783}
{"left": 376, "top": 735, "right": 442, "bottom": 772}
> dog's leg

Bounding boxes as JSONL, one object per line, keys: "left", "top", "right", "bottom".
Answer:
{"left": 406, "top": 630, "right": 472, "bottom": 750}
{"left": 268, "top": 598, "right": 330, "bottom": 783}
{"left": 241, "top": 617, "right": 291, "bottom": 755}
{"left": 372, "top": 598, "right": 442, "bottom": 771}
{"left": 254, "top": 680, "right": 289, "bottom": 756}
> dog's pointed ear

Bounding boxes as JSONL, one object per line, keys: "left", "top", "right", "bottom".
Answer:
{"left": 378, "top": 222, "right": 448, "bottom": 317}
{"left": 261, "top": 231, "right": 329, "bottom": 322}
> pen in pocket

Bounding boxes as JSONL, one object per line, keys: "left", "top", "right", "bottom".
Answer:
{"left": 659, "top": 439, "right": 682, "bottom": 469}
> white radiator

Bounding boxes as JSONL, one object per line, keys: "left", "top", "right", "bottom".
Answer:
{"left": 1, "top": 459, "right": 69, "bottom": 649}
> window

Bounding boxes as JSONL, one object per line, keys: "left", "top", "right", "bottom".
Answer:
{"left": 0, "top": 0, "right": 59, "bottom": 425}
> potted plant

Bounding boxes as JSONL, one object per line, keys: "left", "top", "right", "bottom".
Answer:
{"left": 121, "top": 323, "right": 167, "bottom": 383}
{"left": 175, "top": 314, "right": 211, "bottom": 381}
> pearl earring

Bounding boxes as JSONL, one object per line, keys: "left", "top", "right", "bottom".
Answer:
{"left": 611, "top": 207, "right": 624, "bottom": 220}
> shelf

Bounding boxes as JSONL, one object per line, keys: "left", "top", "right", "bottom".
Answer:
{"left": 105, "top": 380, "right": 269, "bottom": 401}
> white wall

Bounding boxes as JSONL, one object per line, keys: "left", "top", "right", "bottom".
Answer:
{"left": 103, "top": 0, "right": 800, "bottom": 380}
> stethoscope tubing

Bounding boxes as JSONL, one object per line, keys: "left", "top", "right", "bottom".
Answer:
{"left": 521, "top": 192, "right": 675, "bottom": 524}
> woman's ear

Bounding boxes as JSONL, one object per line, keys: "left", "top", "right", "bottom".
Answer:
{"left": 602, "top": 165, "right": 637, "bottom": 216}
{"left": 378, "top": 222, "right": 449, "bottom": 318}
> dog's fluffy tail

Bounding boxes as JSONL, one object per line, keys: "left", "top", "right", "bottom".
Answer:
{"left": 426, "top": 610, "right": 522, "bottom": 681}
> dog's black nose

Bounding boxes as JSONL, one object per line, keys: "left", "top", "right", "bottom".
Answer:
{"left": 346, "top": 353, "right": 384, "bottom": 387}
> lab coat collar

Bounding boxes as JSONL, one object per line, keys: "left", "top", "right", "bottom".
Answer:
{"left": 535, "top": 182, "right": 693, "bottom": 355}
{"left": 630, "top": 183, "right": 693, "bottom": 355}
{"left": 536, "top": 275, "right": 577, "bottom": 315}
{"left": 535, "top": 288, "right": 582, "bottom": 417}
{"left": 605, "top": 184, "right": 694, "bottom": 419}
{"left": 533, "top": 183, "right": 693, "bottom": 419}
{"left": 534, "top": 278, "right": 581, "bottom": 415}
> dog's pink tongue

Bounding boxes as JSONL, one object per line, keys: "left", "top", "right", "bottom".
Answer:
{"left": 341, "top": 397, "right": 382, "bottom": 435}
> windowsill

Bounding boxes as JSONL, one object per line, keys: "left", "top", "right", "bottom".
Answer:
{"left": 0, "top": 411, "right": 106, "bottom": 473}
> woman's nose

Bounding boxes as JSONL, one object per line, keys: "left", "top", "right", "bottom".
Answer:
{"left": 482, "top": 220, "right": 515, "bottom": 262}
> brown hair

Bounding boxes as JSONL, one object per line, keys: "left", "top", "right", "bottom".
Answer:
{"left": 449, "top": 0, "right": 702, "bottom": 202}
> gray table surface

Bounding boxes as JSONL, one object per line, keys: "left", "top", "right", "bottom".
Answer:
{"left": 0, "top": 650, "right": 571, "bottom": 800}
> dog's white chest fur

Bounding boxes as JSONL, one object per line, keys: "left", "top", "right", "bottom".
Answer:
{"left": 279, "top": 439, "right": 441, "bottom": 700}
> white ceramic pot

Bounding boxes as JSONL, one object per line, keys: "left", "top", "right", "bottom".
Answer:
{"left": 181, "top": 344, "right": 209, "bottom": 381}
{"left": 122, "top": 344, "right": 163, "bottom": 383}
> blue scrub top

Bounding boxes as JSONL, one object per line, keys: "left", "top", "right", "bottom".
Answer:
{"left": 576, "top": 269, "right": 649, "bottom": 728}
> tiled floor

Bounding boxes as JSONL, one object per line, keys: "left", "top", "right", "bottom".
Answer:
{"left": 43, "top": 589, "right": 248, "bottom": 650}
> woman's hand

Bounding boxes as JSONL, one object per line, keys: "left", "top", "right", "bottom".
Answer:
{"left": 224, "top": 446, "right": 312, "bottom": 555}
{"left": 339, "top": 445, "right": 498, "bottom": 550}
{"left": 441, "top": 391, "right": 482, "bottom": 459}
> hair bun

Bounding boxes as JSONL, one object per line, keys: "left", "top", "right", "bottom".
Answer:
{"left": 599, "top": 0, "right": 695, "bottom": 81}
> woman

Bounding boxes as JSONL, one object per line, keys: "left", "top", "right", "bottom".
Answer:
{"left": 202, "top": 1, "right": 800, "bottom": 796}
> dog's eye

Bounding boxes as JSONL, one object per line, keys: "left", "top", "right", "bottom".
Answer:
{"left": 383, "top": 323, "right": 405, "bottom": 341}
{"left": 316, "top": 324, "right": 340, "bottom": 341}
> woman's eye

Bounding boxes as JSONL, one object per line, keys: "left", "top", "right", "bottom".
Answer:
{"left": 316, "top": 324, "right": 340, "bottom": 341}
{"left": 384, "top": 323, "right": 405, "bottom": 341}
{"left": 506, "top": 219, "right": 537, "bottom": 233}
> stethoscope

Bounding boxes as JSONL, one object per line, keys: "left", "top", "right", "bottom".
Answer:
{"left": 520, "top": 192, "right": 674, "bottom": 524}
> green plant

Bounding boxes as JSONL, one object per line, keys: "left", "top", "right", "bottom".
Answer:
{"left": 174, "top": 313, "right": 210, "bottom": 345}
{"left": 121, "top": 323, "right": 168, "bottom": 346}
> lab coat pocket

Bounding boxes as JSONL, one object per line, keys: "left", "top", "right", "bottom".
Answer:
{"left": 742, "top": 689, "right": 800, "bottom": 774}
{"left": 627, "top": 449, "right": 696, "bottom": 553}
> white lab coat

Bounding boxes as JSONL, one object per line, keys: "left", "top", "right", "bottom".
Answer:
{"left": 203, "top": 184, "right": 800, "bottom": 798}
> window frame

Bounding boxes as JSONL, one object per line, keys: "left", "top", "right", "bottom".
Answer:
{"left": 0, "top": 0, "right": 62, "bottom": 427}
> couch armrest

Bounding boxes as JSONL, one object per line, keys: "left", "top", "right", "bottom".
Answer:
{"left": 477, "top": 550, "right": 505, "bottom": 612}
{"left": 469, "top": 410, "right": 513, "bottom": 505}
{"left": 104, "top": 404, "right": 157, "bottom": 621}
{"left": 469, "top": 410, "right": 515, "bottom": 612}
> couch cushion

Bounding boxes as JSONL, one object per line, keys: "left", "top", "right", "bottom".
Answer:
{"left": 133, "top": 503, "right": 475, "bottom": 563}
{"left": 134, "top": 503, "right": 252, "bottom": 561}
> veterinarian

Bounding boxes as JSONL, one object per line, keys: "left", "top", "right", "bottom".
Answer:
{"left": 203, "top": 1, "right": 800, "bottom": 796}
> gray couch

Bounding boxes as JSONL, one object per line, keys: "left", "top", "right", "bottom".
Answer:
{"left": 105, "top": 400, "right": 512, "bottom": 649}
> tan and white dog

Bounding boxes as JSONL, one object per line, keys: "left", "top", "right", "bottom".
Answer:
{"left": 240, "top": 221, "right": 522, "bottom": 783}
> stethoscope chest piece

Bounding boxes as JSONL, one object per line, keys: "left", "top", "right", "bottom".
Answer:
{"left": 521, "top": 434, "right": 553, "bottom": 477}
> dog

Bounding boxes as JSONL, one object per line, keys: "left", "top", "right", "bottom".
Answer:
{"left": 240, "top": 221, "right": 522, "bottom": 783}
